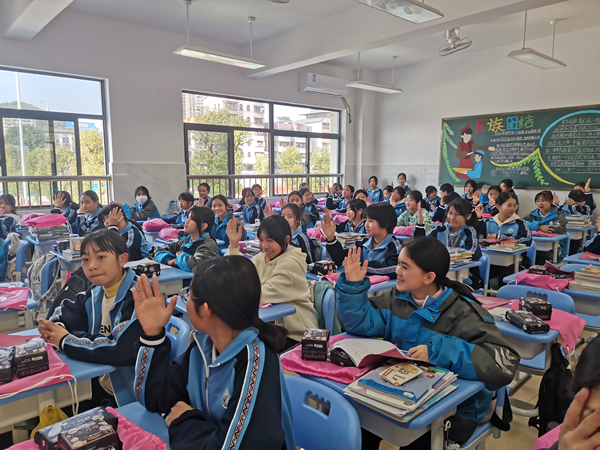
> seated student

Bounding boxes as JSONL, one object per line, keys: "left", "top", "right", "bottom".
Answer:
{"left": 584, "top": 217, "right": 600, "bottom": 254}
{"left": 536, "top": 334, "right": 600, "bottom": 450}
{"left": 0, "top": 194, "right": 19, "bottom": 239}
{"left": 51, "top": 191, "right": 79, "bottom": 227}
{"left": 336, "top": 184, "right": 355, "bottom": 212}
{"left": 431, "top": 184, "right": 456, "bottom": 223}
{"left": 424, "top": 186, "right": 441, "bottom": 214}
{"left": 300, "top": 188, "right": 319, "bottom": 225}
{"left": 227, "top": 216, "right": 318, "bottom": 351}
{"left": 0, "top": 236, "right": 8, "bottom": 282}
{"left": 299, "top": 182, "right": 310, "bottom": 190}
{"left": 238, "top": 183, "right": 267, "bottom": 210}
{"left": 382, "top": 185, "right": 394, "bottom": 203}
{"left": 212, "top": 194, "right": 246, "bottom": 248}
{"left": 132, "top": 256, "right": 296, "bottom": 450}
{"left": 74, "top": 190, "right": 105, "bottom": 236}
{"left": 325, "top": 183, "right": 344, "bottom": 209}
{"left": 417, "top": 199, "right": 483, "bottom": 287}
{"left": 462, "top": 179, "right": 480, "bottom": 205}
{"left": 287, "top": 191, "right": 316, "bottom": 232}
{"left": 477, "top": 192, "right": 532, "bottom": 287}
{"left": 365, "top": 176, "right": 384, "bottom": 203}
{"left": 561, "top": 188, "right": 592, "bottom": 218}
{"left": 354, "top": 189, "right": 369, "bottom": 204}
{"left": 240, "top": 187, "right": 265, "bottom": 224}
{"left": 337, "top": 238, "right": 519, "bottom": 449}
{"left": 99, "top": 204, "right": 149, "bottom": 261}
{"left": 396, "top": 172, "right": 411, "bottom": 194}
{"left": 523, "top": 191, "right": 568, "bottom": 263}
{"left": 323, "top": 203, "right": 402, "bottom": 278}
{"left": 164, "top": 192, "right": 195, "bottom": 226}
{"left": 574, "top": 178, "right": 596, "bottom": 212}
{"left": 281, "top": 203, "right": 316, "bottom": 264}
{"left": 336, "top": 199, "right": 367, "bottom": 234}
{"left": 150, "top": 206, "right": 219, "bottom": 272}
{"left": 38, "top": 230, "right": 144, "bottom": 407}
{"left": 390, "top": 186, "right": 406, "bottom": 217}
{"left": 481, "top": 185, "right": 501, "bottom": 215}
{"left": 195, "top": 182, "right": 212, "bottom": 207}
{"left": 397, "top": 190, "right": 434, "bottom": 234}
{"left": 500, "top": 178, "right": 519, "bottom": 210}
{"left": 113, "top": 186, "right": 161, "bottom": 221}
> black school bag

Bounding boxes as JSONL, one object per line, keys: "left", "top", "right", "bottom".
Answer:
{"left": 46, "top": 267, "right": 92, "bottom": 318}
{"left": 529, "top": 343, "right": 574, "bottom": 437}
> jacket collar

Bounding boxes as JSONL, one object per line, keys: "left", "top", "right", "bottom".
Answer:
{"left": 120, "top": 221, "right": 132, "bottom": 236}
{"left": 532, "top": 208, "right": 558, "bottom": 220}
{"left": 193, "top": 327, "right": 260, "bottom": 366}
{"left": 394, "top": 287, "right": 458, "bottom": 314}
{"left": 84, "top": 209, "right": 99, "bottom": 220}
{"left": 364, "top": 233, "right": 393, "bottom": 251}
{"left": 493, "top": 213, "right": 520, "bottom": 227}
{"left": 292, "top": 227, "right": 302, "bottom": 240}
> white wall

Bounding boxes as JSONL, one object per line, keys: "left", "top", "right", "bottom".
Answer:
{"left": 0, "top": 9, "right": 363, "bottom": 211}
{"left": 371, "top": 25, "right": 600, "bottom": 215}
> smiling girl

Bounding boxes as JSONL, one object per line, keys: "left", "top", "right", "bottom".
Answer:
{"left": 396, "top": 190, "right": 434, "bottom": 234}
{"left": 281, "top": 203, "right": 316, "bottom": 264}
{"left": 523, "top": 191, "right": 567, "bottom": 262}
{"left": 336, "top": 199, "right": 366, "bottom": 234}
{"left": 75, "top": 190, "right": 105, "bottom": 236}
{"left": 211, "top": 194, "right": 246, "bottom": 249}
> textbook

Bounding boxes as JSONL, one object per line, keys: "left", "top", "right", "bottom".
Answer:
{"left": 328, "top": 339, "right": 427, "bottom": 368}
{"left": 447, "top": 248, "right": 473, "bottom": 267}
{"left": 336, "top": 232, "right": 367, "bottom": 250}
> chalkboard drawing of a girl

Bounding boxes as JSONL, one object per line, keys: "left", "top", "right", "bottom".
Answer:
{"left": 454, "top": 125, "right": 495, "bottom": 177}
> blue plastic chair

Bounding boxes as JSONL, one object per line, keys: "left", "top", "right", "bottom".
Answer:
{"left": 526, "top": 240, "right": 537, "bottom": 265}
{"left": 322, "top": 288, "right": 336, "bottom": 334}
{"left": 473, "top": 253, "right": 491, "bottom": 296}
{"left": 461, "top": 386, "right": 507, "bottom": 449}
{"left": 166, "top": 316, "right": 191, "bottom": 360}
{"left": 40, "top": 257, "right": 60, "bottom": 296}
{"left": 14, "top": 239, "right": 28, "bottom": 281}
{"left": 284, "top": 375, "right": 361, "bottom": 450}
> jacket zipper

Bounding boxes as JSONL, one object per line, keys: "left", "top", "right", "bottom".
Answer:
{"left": 195, "top": 335, "right": 211, "bottom": 415}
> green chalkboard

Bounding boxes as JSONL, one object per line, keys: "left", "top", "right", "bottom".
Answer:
{"left": 439, "top": 104, "right": 600, "bottom": 189}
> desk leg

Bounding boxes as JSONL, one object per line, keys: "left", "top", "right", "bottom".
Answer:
{"left": 553, "top": 242, "right": 558, "bottom": 263}
{"left": 430, "top": 416, "right": 446, "bottom": 449}
{"left": 513, "top": 255, "right": 519, "bottom": 275}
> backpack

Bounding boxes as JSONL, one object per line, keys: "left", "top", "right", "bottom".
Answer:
{"left": 529, "top": 343, "right": 574, "bottom": 436}
{"left": 310, "top": 237, "right": 322, "bottom": 261}
{"left": 307, "top": 280, "right": 342, "bottom": 335}
{"left": 46, "top": 267, "right": 92, "bottom": 318}
{"left": 26, "top": 254, "right": 59, "bottom": 301}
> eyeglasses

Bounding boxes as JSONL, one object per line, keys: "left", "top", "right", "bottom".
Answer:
{"left": 180, "top": 287, "right": 196, "bottom": 303}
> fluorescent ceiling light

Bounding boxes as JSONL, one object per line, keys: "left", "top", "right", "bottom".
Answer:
{"left": 507, "top": 48, "right": 566, "bottom": 69}
{"left": 174, "top": 45, "right": 265, "bottom": 69}
{"left": 354, "top": 0, "right": 443, "bottom": 24}
{"left": 346, "top": 80, "right": 403, "bottom": 94}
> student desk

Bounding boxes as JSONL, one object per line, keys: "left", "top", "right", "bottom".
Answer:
{"left": 50, "top": 250, "right": 82, "bottom": 273}
{"left": 564, "top": 252, "right": 600, "bottom": 266}
{"left": 156, "top": 238, "right": 225, "bottom": 247}
{"left": 144, "top": 231, "right": 159, "bottom": 242}
{"left": 0, "top": 329, "right": 116, "bottom": 437}
{"left": 302, "top": 374, "right": 484, "bottom": 449}
{"left": 16, "top": 228, "right": 29, "bottom": 240}
{"left": 116, "top": 402, "right": 170, "bottom": 449}
{"left": 150, "top": 267, "right": 193, "bottom": 296}
{"left": 532, "top": 234, "right": 569, "bottom": 263}
{"left": 0, "top": 294, "right": 36, "bottom": 334}
{"left": 448, "top": 261, "right": 482, "bottom": 283}
{"left": 481, "top": 246, "right": 529, "bottom": 275}
{"left": 567, "top": 225, "right": 596, "bottom": 242}
{"left": 25, "top": 236, "right": 56, "bottom": 256}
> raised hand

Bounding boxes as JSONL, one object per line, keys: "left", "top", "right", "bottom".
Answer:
{"left": 280, "top": 197, "right": 287, "bottom": 207}
{"left": 264, "top": 204, "right": 276, "bottom": 217}
{"left": 586, "top": 178, "right": 592, "bottom": 193}
{"left": 440, "top": 190, "right": 447, "bottom": 206}
{"left": 473, "top": 191, "right": 481, "bottom": 206}
{"left": 566, "top": 197, "right": 575, "bottom": 206}
{"left": 361, "top": 180, "right": 365, "bottom": 190}
{"left": 321, "top": 212, "right": 336, "bottom": 241}
{"left": 132, "top": 274, "right": 177, "bottom": 337}
{"left": 226, "top": 218, "right": 243, "bottom": 248}
{"left": 54, "top": 192, "right": 66, "bottom": 208}
{"left": 554, "top": 191, "right": 560, "bottom": 205}
{"left": 326, "top": 184, "right": 333, "bottom": 196}
{"left": 558, "top": 388, "right": 600, "bottom": 450}
{"left": 107, "top": 208, "right": 123, "bottom": 227}
{"left": 343, "top": 247, "right": 368, "bottom": 282}
{"left": 417, "top": 201, "right": 424, "bottom": 225}
{"left": 475, "top": 203, "right": 484, "bottom": 219}
{"left": 482, "top": 184, "right": 489, "bottom": 195}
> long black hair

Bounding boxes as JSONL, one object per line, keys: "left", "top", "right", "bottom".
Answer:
{"left": 98, "top": 204, "right": 144, "bottom": 233}
{"left": 189, "top": 206, "right": 215, "bottom": 238}
{"left": 364, "top": 202, "right": 396, "bottom": 234}
{"left": 189, "top": 257, "right": 287, "bottom": 352}
{"left": 257, "top": 215, "right": 292, "bottom": 251}
{"left": 447, "top": 199, "right": 478, "bottom": 228}
{"left": 402, "top": 237, "right": 477, "bottom": 302}
{"left": 573, "top": 334, "right": 600, "bottom": 394}
{"left": 0, "top": 194, "right": 17, "bottom": 213}
{"left": 346, "top": 199, "right": 366, "bottom": 220}
{"left": 134, "top": 186, "right": 151, "bottom": 201}
{"left": 407, "top": 189, "right": 423, "bottom": 206}
{"left": 55, "top": 191, "right": 79, "bottom": 211}
{"left": 281, "top": 203, "right": 301, "bottom": 225}
{"left": 81, "top": 229, "right": 129, "bottom": 258}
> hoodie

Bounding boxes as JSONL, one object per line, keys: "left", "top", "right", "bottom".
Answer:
{"left": 122, "top": 199, "right": 161, "bottom": 221}
{"left": 228, "top": 245, "right": 318, "bottom": 342}
{"left": 480, "top": 213, "right": 531, "bottom": 245}
{"left": 0, "top": 212, "right": 19, "bottom": 240}
{"left": 151, "top": 233, "right": 219, "bottom": 272}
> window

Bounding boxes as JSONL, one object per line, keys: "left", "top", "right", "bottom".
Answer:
{"left": 239, "top": 104, "right": 243, "bottom": 111}
{"left": 0, "top": 68, "right": 108, "bottom": 207}
{"left": 182, "top": 92, "right": 341, "bottom": 196}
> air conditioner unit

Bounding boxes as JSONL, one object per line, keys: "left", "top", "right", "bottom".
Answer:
{"left": 299, "top": 72, "right": 349, "bottom": 97}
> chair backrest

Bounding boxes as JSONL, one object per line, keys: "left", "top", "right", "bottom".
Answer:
{"left": 40, "top": 257, "right": 60, "bottom": 295}
{"left": 166, "top": 316, "right": 191, "bottom": 360}
{"left": 15, "top": 240, "right": 28, "bottom": 281}
{"left": 497, "top": 285, "right": 575, "bottom": 314}
{"left": 526, "top": 240, "right": 537, "bottom": 264}
{"left": 322, "top": 288, "right": 335, "bottom": 334}
{"left": 479, "top": 252, "right": 491, "bottom": 287}
{"left": 284, "top": 374, "right": 361, "bottom": 450}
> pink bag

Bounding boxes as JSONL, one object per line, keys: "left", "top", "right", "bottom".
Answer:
{"left": 0, "top": 288, "right": 30, "bottom": 311}
{"left": 22, "top": 214, "right": 67, "bottom": 228}
{"left": 532, "top": 231, "right": 559, "bottom": 237}
{"left": 333, "top": 213, "right": 347, "bottom": 225}
{"left": 142, "top": 218, "right": 169, "bottom": 232}
{"left": 158, "top": 227, "right": 179, "bottom": 242}
{"left": 306, "top": 227, "right": 326, "bottom": 242}
{"left": 515, "top": 272, "right": 571, "bottom": 292}
{"left": 533, "top": 425, "right": 560, "bottom": 450}
{"left": 273, "top": 201, "right": 280, "bottom": 208}
{"left": 393, "top": 226, "right": 416, "bottom": 237}
{"left": 19, "top": 213, "right": 42, "bottom": 225}
{"left": 318, "top": 198, "right": 327, "bottom": 206}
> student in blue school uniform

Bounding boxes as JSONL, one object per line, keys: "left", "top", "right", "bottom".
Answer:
{"left": 0, "top": 194, "right": 19, "bottom": 239}
{"left": 99, "top": 204, "right": 149, "bottom": 261}
{"left": 481, "top": 185, "right": 501, "bottom": 215}
{"left": 286, "top": 191, "right": 317, "bottom": 232}
{"left": 237, "top": 184, "right": 267, "bottom": 210}
{"left": 500, "top": 179, "right": 519, "bottom": 211}
{"left": 335, "top": 184, "right": 355, "bottom": 212}
{"left": 584, "top": 217, "right": 600, "bottom": 254}
{"left": 113, "top": 186, "right": 161, "bottom": 221}
{"left": 300, "top": 188, "right": 319, "bottom": 222}
{"left": 416, "top": 198, "right": 483, "bottom": 289}
{"left": 240, "top": 187, "right": 265, "bottom": 224}
{"left": 132, "top": 256, "right": 296, "bottom": 450}
{"left": 337, "top": 238, "right": 519, "bottom": 449}
{"left": 574, "top": 178, "right": 596, "bottom": 212}
{"left": 396, "top": 172, "right": 411, "bottom": 194}
{"left": 354, "top": 189, "right": 369, "bottom": 204}
{"left": 431, "top": 184, "right": 456, "bottom": 223}
{"left": 322, "top": 202, "right": 403, "bottom": 278}
{"left": 462, "top": 179, "right": 479, "bottom": 205}
{"left": 364, "top": 176, "right": 384, "bottom": 203}
{"left": 325, "top": 182, "right": 343, "bottom": 209}
{"left": 195, "top": 182, "right": 212, "bottom": 207}
{"left": 150, "top": 206, "right": 219, "bottom": 272}
{"left": 37, "top": 230, "right": 144, "bottom": 407}
{"left": 390, "top": 186, "right": 406, "bottom": 217}
{"left": 74, "top": 190, "right": 105, "bottom": 236}
{"left": 164, "top": 192, "right": 195, "bottom": 226}
{"left": 51, "top": 191, "right": 79, "bottom": 227}
{"left": 560, "top": 189, "right": 592, "bottom": 218}
{"left": 383, "top": 185, "right": 394, "bottom": 202}
{"left": 280, "top": 203, "right": 316, "bottom": 264}
{"left": 335, "top": 199, "right": 367, "bottom": 234}
{"left": 424, "top": 185, "right": 441, "bottom": 214}
{"left": 212, "top": 194, "right": 246, "bottom": 249}
{"left": 523, "top": 191, "right": 568, "bottom": 263}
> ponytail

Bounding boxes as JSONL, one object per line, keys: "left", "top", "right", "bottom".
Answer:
{"left": 254, "top": 319, "right": 288, "bottom": 353}
{"left": 441, "top": 277, "right": 478, "bottom": 302}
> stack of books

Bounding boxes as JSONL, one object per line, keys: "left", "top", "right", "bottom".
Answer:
{"left": 486, "top": 242, "right": 527, "bottom": 253}
{"left": 569, "top": 265, "right": 600, "bottom": 292}
{"left": 447, "top": 248, "right": 473, "bottom": 267}
{"left": 336, "top": 232, "right": 367, "bottom": 250}
{"left": 62, "top": 249, "right": 81, "bottom": 261}
{"left": 240, "top": 240, "right": 261, "bottom": 256}
{"left": 29, "top": 225, "right": 71, "bottom": 243}
{"left": 567, "top": 216, "right": 592, "bottom": 228}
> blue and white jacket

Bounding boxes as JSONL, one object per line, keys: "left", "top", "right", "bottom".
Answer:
{"left": 0, "top": 214, "right": 18, "bottom": 240}
{"left": 74, "top": 210, "right": 105, "bottom": 236}
{"left": 50, "top": 206, "right": 78, "bottom": 227}
{"left": 523, "top": 207, "right": 567, "bottom": 261}
{"left": 241, "top": 202, "right": 265, "bottom": 225}
{"left": 585, "top": 192, "right": 596, "bottom": 212}
{"left": 585, "top": 233, "right": 600, "bottom": 254}
{"left": 336, "top": 275, "right": 519, "bottom": 424}
{"left": 164, "top": 209, "right": 190, "bottom": 226}
{"left": 367, "top": 187, "right": 384, "bottom": 203}
{"left": 335, "top": 197, "right": 348, "bottom": 212}
{"left": 213, "top": 211, "right": 247, "bottom": 249}
{"left": 394, "top": 202, "right": 407, "bottom": 218}
{"left": 479, "top": 214, "right": 532, "bottom": 245}
{"left": 560, "top": 203, "right": 591, "bottom": 218}
{"left": 424, "top": 196, "right": 441, "bottom": 214}
{"left": 327, "top": 233, "right": 402, "bottom": 278}
{"left": 107, "top": 222, "right": 149, "bottom": 261}
{"left": 0, "top": 238, "right": 8, "bottom": 279}
{"left": 122, "top": 200, "right": 161, "bottom": 222}
{"left": 134, "top": 328, "right": 296, "bottom": 450}
{"left": 300, "top": 204, "right": 318, "bottom": 232}
{"left": 291, "top": 227, "right": 316, "bottom": 264}
{"left": 482, "top": 202, "right": 498, "bottom": 215}
{"left": 336, "top": 219, "right": 366, "bottom": 235}
{"left": 417, "top": 223, "right": 482, "bottom": 261}
{"left": 151, "top": 233, "right": 219, "bottom": 272}
{"left": 49, "top": 268, "right": 141, "bottom": 406}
